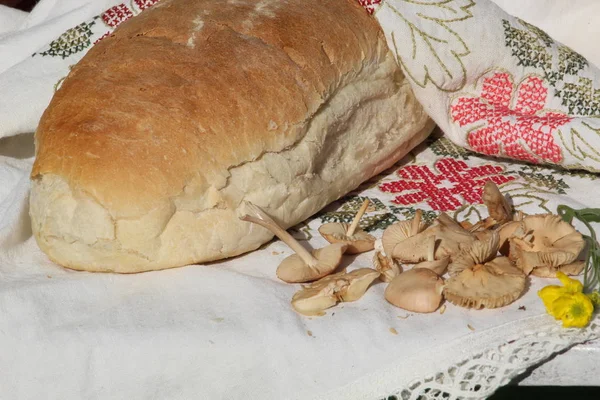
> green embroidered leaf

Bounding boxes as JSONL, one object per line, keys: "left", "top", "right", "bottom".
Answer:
{"left": 515, "top": 170, "right": 568, "bottom": 194}
{"left": 558, "top": 46, "right": 588, "bottom": 78}
{"left": 453, "top": 205, "right": 484, "bottom": 223}
{"left": 558, "top": 122, "right": 600, "bottom": 168}
{"left": 502, "top": 19, "right": 552, "bottom": 72}
{"left": 360, "top": 213, "right": 399, "bottom": 232}
{"left": 388, "top": 206, "right": 438, "bottom": 224}
{"left": 560, "top": 78, "right": 600, "bottom": 116}
{"left": 35, "top": 19, "right": 98, "bottom": 59}
{"left": 428, "top": 136, "right": 471, "bottom": 159}
{"left": 503, "top": 18, "right": 596, "bottom": 117}
{"left": 340, "top": 196, "right": 387, "bottom": 212}
{"left": 498, "top": 179, "right": 554, "bottom": 213}
{"left": 319, "top": 212, "right": 355, "bottom": 224}
{"left": 289, "top": 222, "right": 313, "bottom": 241}
{"left": 383, "top": 0, "right": 475, "bottom": 91}
{"left": 519, "top": 20, "right": 553, "bottom": 47}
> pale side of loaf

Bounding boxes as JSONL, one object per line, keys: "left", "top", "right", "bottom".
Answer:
{"left": 29, "top": 0, "right": 434, "bottom": 273}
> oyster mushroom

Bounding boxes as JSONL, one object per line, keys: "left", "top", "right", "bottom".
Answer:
{"left": 386, "top": 212, "right": 476, "bottom": 263}
{"left": 239, "top": 201, "right": 347, "bottom": 283}
{"left": 384, "top": 268, "right": 444, "bottom": 313}
{"left": 443, "top": 256, "right": 526, "bottom": 309}
{"left": 291, "top": 268, "right": 380, "bottom": 316}
{"left": 318, "top": 199, "right": 376, "bottom": 254}
{"left": 508, "top": 214, "right": 585, "bottom": 276}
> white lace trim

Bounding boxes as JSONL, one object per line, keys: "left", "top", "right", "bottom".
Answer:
{"left": 386, "top": 315, "right": 600, "bottom": 400}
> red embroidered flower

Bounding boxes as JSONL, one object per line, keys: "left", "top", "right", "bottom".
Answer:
{"left": 357, "top": 0, "right": 382, "bottom": 14}
{"left": 101, "top": 4, "right": 133, "bottom": 28}
{"left": 451, "top": 72, "right": 571, "bottom": 164}
{"left": 134, "top": 0, "right": 161, "bottom": 10}
{"left": 379, "top": 158, "right": 516, "bottom": 211}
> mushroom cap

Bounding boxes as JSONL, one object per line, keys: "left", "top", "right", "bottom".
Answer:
{"left": 381, "top": 218, "right": 426, "bottom": 257}
{"left": 448, "top": 230, "right": 500, "bottom": 276}
{"left": 291, "top": 268, "right": 380, "bottom": 315}
{"left": 443, "top": 257, "right": 526, "bottom": 309}
{"left": 416, "top": 257, "right": 450, "bottom": 276}
{"left": 482, "top": 180, "right": 512, "bottom": 224}
{"left": 276, "top": 242, "right": 347, "bottom": 283}
{"left": 373, "top": 250, "right": 402, "bottom": 282}
{"left": 429, "top": 213, "right": 477, "bottom": 259}
{"left": 509, "top": 214, "right": 585, "bottom": 275}
{"left": 338, "top": 268, "right": 381, "bottom": 302}
{"left": 318, "top": 222, "right": 376, "bottom": 254}
{"left": 390, "top": 214, "right": 476, "bottom": 263}
{"left": 384, "top": 268, "right": 444, "bottom": 313}
{"left": 497, "top": 220, "right": 521, "bottom": 256}
{"left": 530, "top": 260, "right": 585, "bottom": 278}
{"left": 291, "top": 283, "right": 339, "bottom": 316}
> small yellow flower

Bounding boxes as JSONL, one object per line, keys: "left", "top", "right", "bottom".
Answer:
{"left": 538, "top": 285, "right": 569, "bottom": 313}
{"left": 537, "top": 272, "right": 583, "bottom": 314}
{"left": 556, "top": 271, "right": 583, "bottom": 293}
{"left": 550, "top": 293, "right": 594, "bottom": 328}
{"left": 538, "top": 272, "right": 595, "bottom": 328}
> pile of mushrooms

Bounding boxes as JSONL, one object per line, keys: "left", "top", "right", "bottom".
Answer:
{"left": 238, "top": 181, "right": 586, "bottom": 316}
{"left": 239, "top": 200, "right": 380, "bottom": 315}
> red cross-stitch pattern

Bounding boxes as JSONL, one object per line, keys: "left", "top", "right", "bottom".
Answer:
{"left": 379, "top": 158, "right": 516, "bottom": 211}
{"left": 94, "top": 32, "right": 111, "bottom": 45}
{"left": 101, "top": 4, "right": 133, "bottom": 28}
{"left": 357, "top": 0, "right": 382, "bottom": 14}
{"left": 450, "top": 72, "right": 571, "bottom": 164}
{"left": 134, "top": 0, "right": 161, "bottom": 10}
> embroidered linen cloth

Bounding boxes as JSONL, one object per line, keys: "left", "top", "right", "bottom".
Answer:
{"left": 362, "top": 0, "right": 600, "bottom": 172}
{"left": 2, "top": 129, "right": 600, "bottom": 399}
{"left": 1, "top": 1, "right": 600, "bottom": 399}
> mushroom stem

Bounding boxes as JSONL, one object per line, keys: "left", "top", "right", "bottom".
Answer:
{"left": 468, "top": 217, "right": 496, "bottom": 232}
{"left": 411, "top": 209, "right": 423, "bottom": 236}
{"left": 239, "top": 201, "right": 318, "bottom": 267}
{"left": 346, "top": 199, "right": 370, "bottom": 237}
{"left": 427, "top": 236, "right": 436, "bottom": 262}
{"left": 467, "top": 220, "right": 483, "bottom": 232}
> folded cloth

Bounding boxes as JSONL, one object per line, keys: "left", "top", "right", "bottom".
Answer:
{"left": 492, "top": 0, "right": 600, "bottom": 67}
{"left": 0, "top": 0, "right": 157, "bottom": 138}
{"left": 0, "top": 5, "right": 27, "bottom": 35}
{"left": 1, "top": 1, "right": 600, "bottom": 399}
{"left": 364, "top": 0, "right": 600, "bottom": 172}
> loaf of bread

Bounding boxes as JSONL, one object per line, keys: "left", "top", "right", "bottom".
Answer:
{"left": 29, "top": 0, "right": 434, "bottom": 273}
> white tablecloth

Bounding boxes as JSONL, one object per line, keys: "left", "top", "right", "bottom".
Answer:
{"left": 1, "top": 1, "right": 599, "bottom": 399}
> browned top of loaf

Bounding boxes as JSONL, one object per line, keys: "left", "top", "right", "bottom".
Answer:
{"left": 32, "top": 0, "right": 386, "bottom": 217}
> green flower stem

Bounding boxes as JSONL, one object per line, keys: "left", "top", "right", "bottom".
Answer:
{"left": 557, "top": 205, "right": 600, "bottom": 292}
